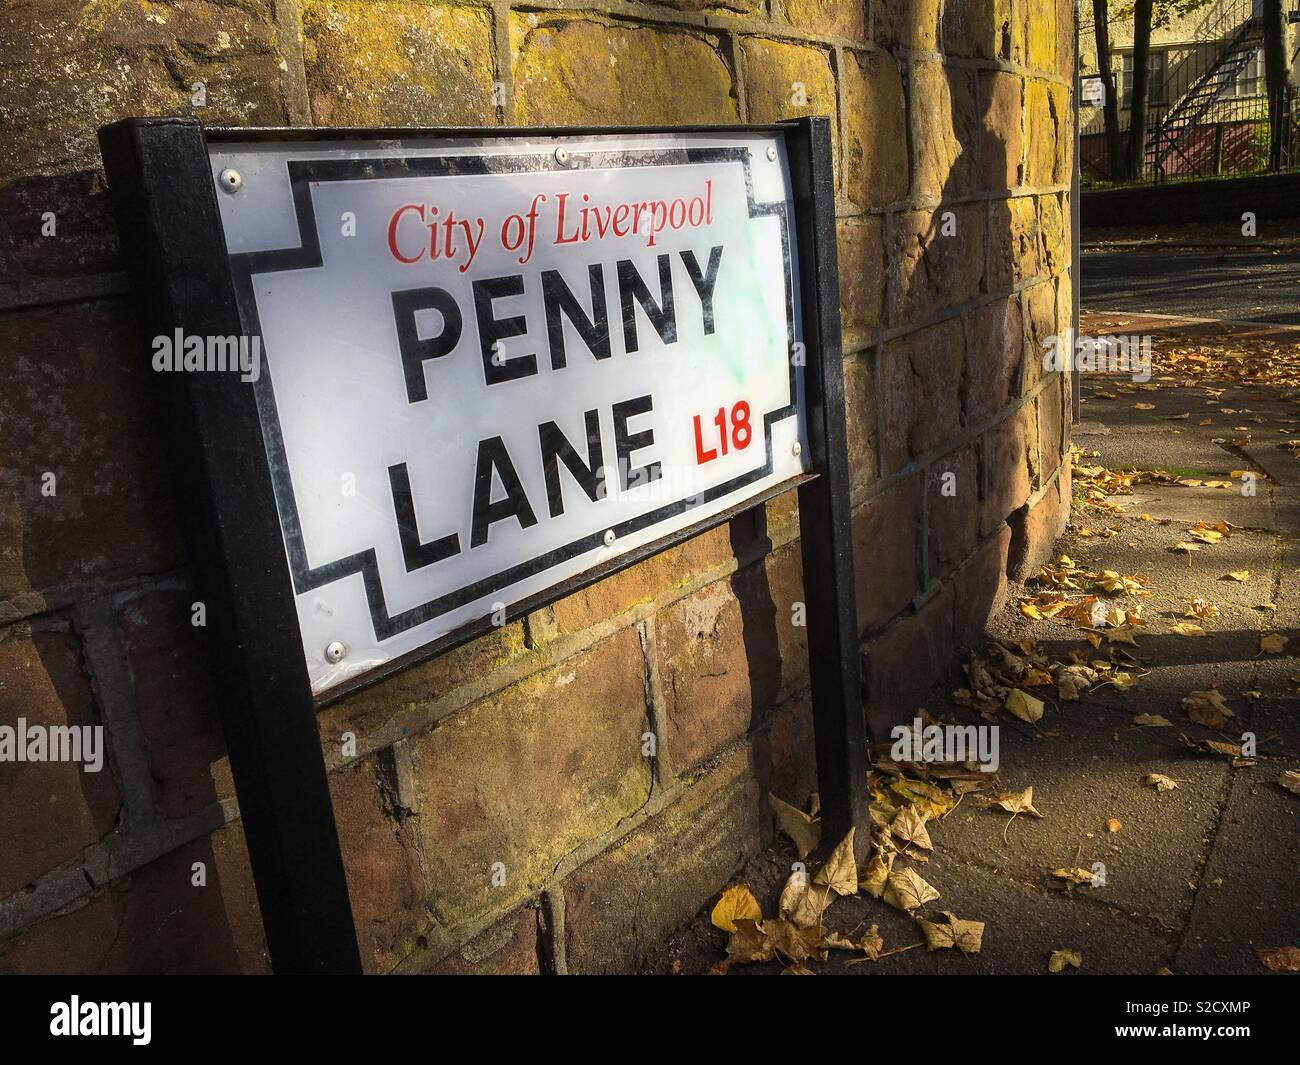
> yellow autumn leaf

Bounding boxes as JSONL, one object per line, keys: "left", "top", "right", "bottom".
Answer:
{"left": 1005, "top": 688, "right": 1045, "bottom": 724}
{"left": 1260, "top": 633, "right": 1289, "bottom": 654}
{"left": 813, "top": 828, "right": 858, "bottom": 897}
{"left": 1225, "top": 570, "right": 1252, "bottom": 581}
{"left": 1048, "top": 948, "right": 1083, "bottom": 972}
{"left": 711, "top": 884, "right": 762, "bottom": 932}
{"left": 1172, "top": 622, "right": 1206, "bottom": 637}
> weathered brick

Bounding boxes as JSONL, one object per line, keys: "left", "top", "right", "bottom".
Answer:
{"left": 1023, "top": 0, "right": 1059, "bottom": 73}
{"left": 842, "top": 50, "right": 908, "bottom": 210}
{"left": 1038, "top": 191, "right": 1067, "bottom": 276}
{"left": 978, "top": 71, "right": 1023, "bottom": 190}
{"left": 838, "top": 217, "right": 886, "bottom": 347}
{"left": 741, "top": 37, "right": 837, "bottom": 177}
{"left": 0, "top": 822, "right": 269, "bottom": 974}
{"left": 1026, "top": 81, "right": 1066, "bottom": 186}
{"left": 965, "top": 294, "right": 1025, "bottom": 423}
{"left": 0, "top": 0, "right": 286, "bottom": 185}
{"left": 879, "top": 319, "right": 965, "bottom": 472}
{"left": 843, "top": 353, "right": 879, "bottom": 491}
{"left": 0, "top": 302, "right": 185, "bottom": 600}
{"left": 0, "top": 627, "right": 120, "bottom": 898}
{"left": 563, "top": 750, "right": 762, "bottom": 973}
{"left": 954, "top": 525, "right": 1012, "bottom": 647}
{"left": 513, "top": 17, "right": 737, "bottom": 124}
{"left": 785, "top": 0, "right": 867, "bottom": 41}
{"left": 656, "top": 549, "right": 807, "bottom": 773}
{"left": 753, "top": 693, "right": 816, "bottom": 808}
{"left": 927, "top": 445, "right": 980, "bottom": 581}
{"left": 942, "top": 0, "right": 1018, "bottom": 60}
{"left": 301, "top": 0, "right": 496, "bottom": 126}
{"left": 320, "top": 621, "right": 529, "bottom": 745}
{"left": 890, "top": 205, "right": 985, "bottom": 326}
{"left": 912, "top": 62, "right": 979, "bottom": 201}
{"left": 875, "top": 0, "right": 942, "bottom": 49}
{"left": 980, "top": 403, "right": 1038, "bottom": 536}
{"left": 549, "top": 520, "right": 743, "bottom": 635}
{"left": 118, "top": 591, "right": 228, "bottom": 819}
{"left": 329, "top": 753, "right": 426, "bottom": 974}
{"left": 852, "top": 476, "right": 922, "bottom": 632}
{"left": 988, "top": 194, "right": 1041, "bottom": 291}
{"left": 1037, "top": 372, "right": 1066, "bottom": 478}
{"left": 1009, "top": 466, "right": 1070, "bottom": 581}
{"left": 864, "top": 582, "right": 956, "bottom": 735}
{"left": 1022, "top": 278, "right": 1056, "bottom": 394}
{"left": 408, "top": 627, "right": 650, "bottom": 924}
{"left": 423, "top": 904, "right": 541, "bottom": 974}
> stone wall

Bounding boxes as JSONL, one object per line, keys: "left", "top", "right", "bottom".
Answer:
{"left": 0, "top": 0, "right": 1074, "bottom": 974}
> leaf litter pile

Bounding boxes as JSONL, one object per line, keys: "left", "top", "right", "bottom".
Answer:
{"left": 703, "top": 440, "right": 1300, "bottom": 975}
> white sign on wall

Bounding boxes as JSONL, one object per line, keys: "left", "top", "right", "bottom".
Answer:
{"left": 208, "top": 132, "right": 808, "bottom": 695}
{"left": 1081, "top": 76, "right": 1106, "bottom": 107}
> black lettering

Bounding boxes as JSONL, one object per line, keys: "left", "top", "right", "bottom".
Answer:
{"left": 541, "top": 266, "right": 611, "bottom": 369}
{"left": 616, "top": 255, "right": 677, "bottom": 354}
{"left": 680, "top": 245, "right": 723, "bottom": 335}
{"left": 470, "top": 436, "right": 539, "bottom": 547}
{"left": 474, "top": 275, "right": 537, "bottom": 385}
{"left": 611, "top": 394, "right": 662, "bottom": 491}
{"left": 538, "top": 411, "right": 605, "bottom": 518}
{"left": 388, "top": 463, "right": 461, "bottom": 570}
{"left": 391, "top": 286, "right": 462, "bottom": 403}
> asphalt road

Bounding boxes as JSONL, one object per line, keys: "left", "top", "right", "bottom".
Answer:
{"left": 1082, "top": 247, "right": 1300, "bottom": 325}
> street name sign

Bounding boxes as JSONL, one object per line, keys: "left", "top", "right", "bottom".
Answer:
{"left": 207, "top": 131, "right": 808, "bottom": 696}
{"left": 99, "top": 118, "right": 866, "bottom": 974}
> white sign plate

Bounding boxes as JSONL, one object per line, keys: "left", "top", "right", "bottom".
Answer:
{"left": 1080, "top": 76, "right": 1106, "bottom": 107}
{"left": 208, "top": 131, "right": 808, "bottom": 696}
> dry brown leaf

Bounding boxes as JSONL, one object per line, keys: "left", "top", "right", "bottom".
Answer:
{"left": 1224, "top": 570, "right": 1252, "bottom": 582}
{"left": 725, "top": 919, "right": 775, "bottom": 964}
{"left": 1260, "top": 633, "right": 1289, "bottom": 654}
{"left": 813, "top": 829, "right": 858, "bottom": 897}
{"left": 1052, "top": 866, "right": 1095, "bottom": 885}
{"left": 779, "top": 872, "right": 828, "bottom": 930}
{"left": 891, "top": 805, "right": 933, "bottom": 852}
{"left": 1256, "top": 946, "right": 1300, "bottom": 972}
{"left": 1172, "top": 622, "right": 1206, "bottom": 637}
{"left": 883, "top": 867, "right": 940, "bottom": 912}
{"left": 1145, "top": 772, "right": 1180, "bottom": 792}
{"left": 1134, "top": 713, "right": 1173, "bottom": 727}
{"left": 1048, "top": 948, "right": 1083, "bottom": 972}
{"left": 917, "top": 911, "right": 984, "bottom": 955}
{"left": 769, "top": 793, "right": 820, "bottom": 860}
{"left": 1278, "top": 770, "right": 1300, "bottom": 797}
{"left": 1005, "top": 688, "right": 1045, "bottom": 724}
{"left": 987, "top": 786, "right": 1043, "bottom": 818}
{"left": 1182, "top": 689, "right": 1234, "bottom": 728}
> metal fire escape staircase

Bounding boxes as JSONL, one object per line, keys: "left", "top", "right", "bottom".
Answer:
{"left": 1144, "top": 0, "right": 1264, "bottom": 176}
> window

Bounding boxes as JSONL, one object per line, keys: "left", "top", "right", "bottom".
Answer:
{"left": 1233, "top": 48, "right": 1264, "bottom": 97}
{"left": 1121, "top": 50, "right": 1167, "bottom": 108}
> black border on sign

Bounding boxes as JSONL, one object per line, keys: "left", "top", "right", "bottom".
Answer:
{"left": 227, "top": 145, "right": 801, "bottom": 664}
{"left": 98, "top": 117, "right": 867, "bottom": 976}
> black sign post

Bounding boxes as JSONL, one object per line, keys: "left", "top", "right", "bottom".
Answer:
{"left": 98, "top": 116, "right": 869, "bottom": 974}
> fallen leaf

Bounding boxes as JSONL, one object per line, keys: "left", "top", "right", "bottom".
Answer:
{"left": 814, "top": 829, "right": 858, "bottom": 897}
{"left": 1256, "top": 946, "right": 1300, "bottom": 972}
{"left": 987, "top": 786, "right": 1043, "bottom": 818}
{"left": 711, "top": 884, "right": 762, "bottom": 932}
{"left": 1172, "top": 622, "right": 1206, "bottom": 637}
{"left": 1260, "top": 633, "right": 1289, "bottom": 654}
{"left": 883, "top": 868, "right": 940, "bottom": 912}
{"left": 1182, "top": 689, "right": 1233, "bottom": 728}
{"left": 725, "top": 919, "right": 775, "bottom": 964}
{"left": 917, "top": 911, "right": 985, "bottom": 955}
{"left": 769, "top": 793, "right": 820, "bottom": 860}
{"left": 780, "top": 872, "right": 828, "bottom": 929}
{"left": 891, "top": 805, "right": 933, "bottom": 852}
{"left": 1278, "top": 770, "right": 1300, "bottom": 797}
{"left": 1145, "top": 772, "right": 1180, "bottom": 792}
{"left": 1005, "top": 688, "right": 1045, "bottom": 724}
{"left": 1048, "top": 948, "right": 1083, "bottom": 972}
{"left": 1052, "top": 866, "right": 1096, "bottom": 885}
{"left": 1224, "top": 570, "right": 1252, "bottom": 582}
{"left": 1134, "top": 713, "right": 1173, "bottom": 727}
{"left": 1106, "top": 817, "right": 1122, "bottom": 833}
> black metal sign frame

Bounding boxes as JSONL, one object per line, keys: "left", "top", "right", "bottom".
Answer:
{"left": 98, "top": 116, "right": 868, "bottom": 975}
